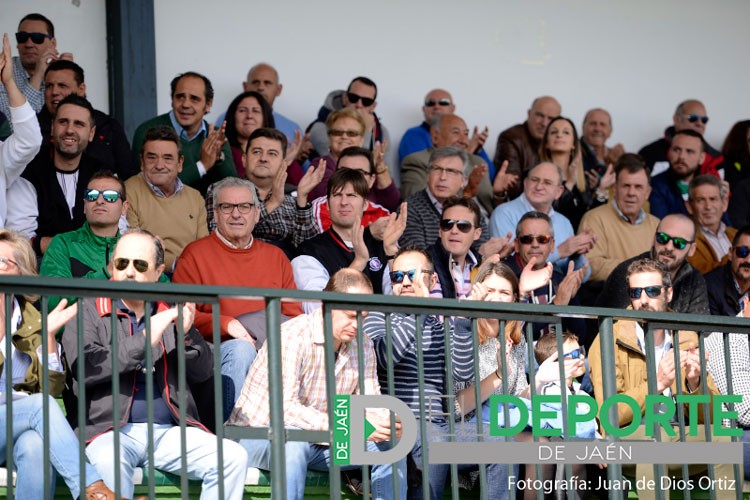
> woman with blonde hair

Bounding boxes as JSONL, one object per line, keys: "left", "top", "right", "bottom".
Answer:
{"left": 0, "top": 229, "right": 121, "bottom": 499}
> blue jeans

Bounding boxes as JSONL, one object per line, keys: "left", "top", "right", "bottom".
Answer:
{"left": 86, "top": 422, "right": 248, "bottom": 500}
{"left": 240, "top": 438, "right": 407, "bottom": 500}
{"left": 408, "top": 420, "right": 514, "bottom": 500}
{"left": 221, "top": 339, "right": 257, "bottom": 420}
{"left": 0, "top": 393, "right": 101, "bottom": 499}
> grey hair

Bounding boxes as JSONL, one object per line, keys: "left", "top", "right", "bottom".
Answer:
{"left": 428, "top": 146, "right": 471, "bottom": 177}
{"left": 212, "top": 177, "right": 260, "bottom": 208}
{"left": 515, "top": 211, "right": 555, "bottom": 239}
{"left": 115, "top": 229, "right": 165, "bottom": 269}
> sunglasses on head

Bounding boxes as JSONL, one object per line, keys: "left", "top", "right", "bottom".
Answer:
{"left": 684, "top": 114, "right": 709, "bottom": 124}
{"left": 655, "top": 232, "right": 692, "bottom": 250}
{"left": 84, "top": 189, "right": 122, "bottom": 203}
{"left": 564, "top": 347, "right": 586, "bottom": 359}
{"left": 735, "top": 246, "right": 750, "bottom": 258}
{"left": 346, "top": 92, "right": 375, "bottom": 107}
{"left": 389, "top": 269, "right": 433, "bottom": 284}
{"left": 439, "top": 219, "right": 474, "bottom": 233}
{"left": 518, "top": 234, "right": 552, "bottom": 245}
{"left": 113, "top": 258, "right": 150, "bottom": 273}
{"left": 15, "top": 32, "right": 52, "bottom": 44}
{"left": 425, "top": 98, "right": 452, "bottom": 107}
{"left": 628, "top": 285, "right": 665, "bottom": 299}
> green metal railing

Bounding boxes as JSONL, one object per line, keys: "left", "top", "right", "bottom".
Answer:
{"left": 0, "top": 274, "right": 747, "bottom": 500}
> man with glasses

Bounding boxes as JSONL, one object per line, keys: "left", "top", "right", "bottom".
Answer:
{"left": 704, "top": 226, "right": 750, "bottom": 316}
{"left": 0, "top": 13, "right": 73, "bottom": 118}
{"left": 400, "top": 147, "right": 493, "bottom": 255}
{"left": 639, "top": 99, "right": 724, "bottom": 178}
{"left": 173, "top": 177, "right": 303, "bottom": 418}
{"left": 40, "top": 170, "right": 128, "bottom": 309}
{"left": 589, "top": 258, "right": 737, "bottom": 500}
{"left": 490, "top": 161, "right": 593, "bottom": 279}
{"left": 363, "top": 246, "right": 513, "bottom": 500}
{"left": 686, "top": 174, "right": 736, "bottom": 275}
{"left": 38, "top": 59, "right": 137, "bottom": 179}
{"left": 401, "top": 113, "right": 502, "bottom": 215}
{"left": 597, "top": 214, "right": 709, "bottom": 314}
{"left": 493, "top": 95, "right": 561, "bottom": 189}
{"left": 62, "top": 229, "right": 248, "bottom": 500}
{"left": 22, "top": 94, "right": 100, "bottom": 256}
{"left": 579, "top": 154, "right": 659, "bottom": 283}
{"left": 293, "top": 168, "right": 405, "bottom": 310}
{"left": 124, "top": 126, "right": 208, "bottom": 271}
{"left": 307, "top": 76, "right": 395, "bottom": 178}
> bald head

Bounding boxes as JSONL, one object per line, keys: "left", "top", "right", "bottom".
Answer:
{"left": 431, "top": 114, "right": 469, "bottom": 151}
{"left": 422, "top": 88, "right": 455, "bottom": 122}
{"left": 582, "top": 108, "right": 613, "bottom": 148}
{"left": 244, "top": 63, "right": 282, "bottom": 107}
{"left": 673, "top": 99, "right": 708, "bottom": 135}
{"left": 527, "top": 96, "right": 561, "bottom": 140}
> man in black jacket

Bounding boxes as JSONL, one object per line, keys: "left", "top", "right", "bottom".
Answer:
{"left": 705, "top": 226, "right": 750, "bottom": 316}
{"left": 62, "top": 230, "right": 248, "bottom": 499}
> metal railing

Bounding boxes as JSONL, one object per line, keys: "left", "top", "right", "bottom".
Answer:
{"left": 0, "top": 274, "right": 747, "bottom": 500}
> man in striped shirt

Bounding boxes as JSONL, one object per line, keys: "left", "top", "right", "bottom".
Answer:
{"left": 363, "top": 246, "right": 513, "bottom": 500}
{"left": 229, "top": 269, "right": 406, "bottom": 500}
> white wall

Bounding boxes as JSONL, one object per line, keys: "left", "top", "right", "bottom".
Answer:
{"left": 4, "top": 0, "right": 749, "bottom": 158}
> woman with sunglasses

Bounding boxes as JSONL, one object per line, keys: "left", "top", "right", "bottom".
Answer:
{"left": 453, "top": 259, "right": 585, "bottom": 499}
{"left": 0, "top": 229, "right": 125, "bottom": 499}
{"left": 540, "top": 117, "right": 612, "bottom": 230}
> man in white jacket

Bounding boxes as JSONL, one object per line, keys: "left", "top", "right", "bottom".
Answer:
{"left": 0, "top": 32, "right": 41, "bottom": 233}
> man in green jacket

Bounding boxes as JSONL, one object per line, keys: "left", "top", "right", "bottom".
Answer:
{"left": 131, "top": 71, "right": 236, "bottom": 195}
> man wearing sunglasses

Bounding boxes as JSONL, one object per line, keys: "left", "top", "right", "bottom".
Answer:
{"left": 686, "top": 174, "right": 736, "bottom": 275}
{"left": 307, "top": 76, "right": 395, "bottom": 179}
{"left": 40, "top": 170, "right": 128, "bottom": 309}
{"left": 37, "top": 59, "right": 137, "bottom": 180}
{"left": 704, "top": 226, "right": 750, "bottom": 317}
{"left": 0, "top": 13, "right": 73, "bottom": 119}
{"left": 22, "top": 94, "right": 100, "bottom": 256}
{"left": 597, "top": 214, "right": 709, "bottom": 315}
{"left": 62, "top": 229, "right": 249, "bottom": 500}
{"left": 398, "top": 89, "right": 455, "bottom": 165}
{"left": 589, "top": 258, "right": 737, "bottom": 500}
{"left": 639, "top": 99, "right": 724, "bottom": 178}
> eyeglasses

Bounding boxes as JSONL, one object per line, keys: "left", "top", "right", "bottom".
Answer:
{"left": 440, "top": 219, "right": 474, "bottom": 233}
{"left": 389, "top": 269, "right": 433, "bottom": 284}
{"left": 425, "top": 98, "right": 452, "bottom": 107}
{"left": 346, "top": 92, "right": 375, "bottom": 107}
{"left": 628, "top": 285, "right": 665, "bottom": 299}
{"left": 84, "top": 189, "right": 123, "bottom": 203}
{"left": 518, "top": 234, "right": 552, "bottom": 245}
{"left": 0, "top": 257, "right": 19, "bottom": 271}
{"left": 328, "top": 129, "right": 362, "bottom": 138}
{"left": 430, "top": 165, "right": 463, "bottom": 177}
{"left": 734, "top": 246, "right": 750, "bottom": 258}
{"left": 683, "top": 114, "right": 709, "bottom": 125}
{"left": 564, "top": 346, "right": 586, "bottom": 359}
{"left": 113, "top": 258, "right": 150, "bottom": 273}
{"left": 655, "top": 232, "right": 693, "bottom": 250}
{"left": 217, "top": 202, "right": 255, "bottom": 214}
{"left": 15, "top": 32, "right": 52, "bottom": 44}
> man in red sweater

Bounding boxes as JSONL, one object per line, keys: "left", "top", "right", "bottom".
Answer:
{"left": 173, "top": 176, "right": 302, "bottom": 418}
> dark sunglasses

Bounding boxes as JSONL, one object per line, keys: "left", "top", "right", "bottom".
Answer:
{"left": 518, "top": 234, "right": 552, "bottom": 245}
{"left": 84, "top": 189, "right": 123, "bottom": 203}
{"left": 346, "top": 92, "right": 375, "bottom": 107}
{"left": 564, "top": 347, "right": 586, "bottom": 359}
{"left": 655, "top": 232, "right": 692, "bottom": 250}
{"left": 734, "top": 246, "right": 750, "bottom": 258}
{"left": 684, "top": 114, "right": 709, "bottom": 125}
{"left": 113, "top": 258, "right": 150, "bottom": 273}
{"left": 425, "top": 98, "right": 452, "bottom": 107}
{"left": 439, "top": 219, "right": 474, "bottom": 233}
{"left": 389, "top": 269, "right": 433, "bottom": 284}
{"left": 628, "top": 286, "right": 665, "bottom": 299}
{"left": 15, "top": 32, "right": 52, "bottom": 44}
